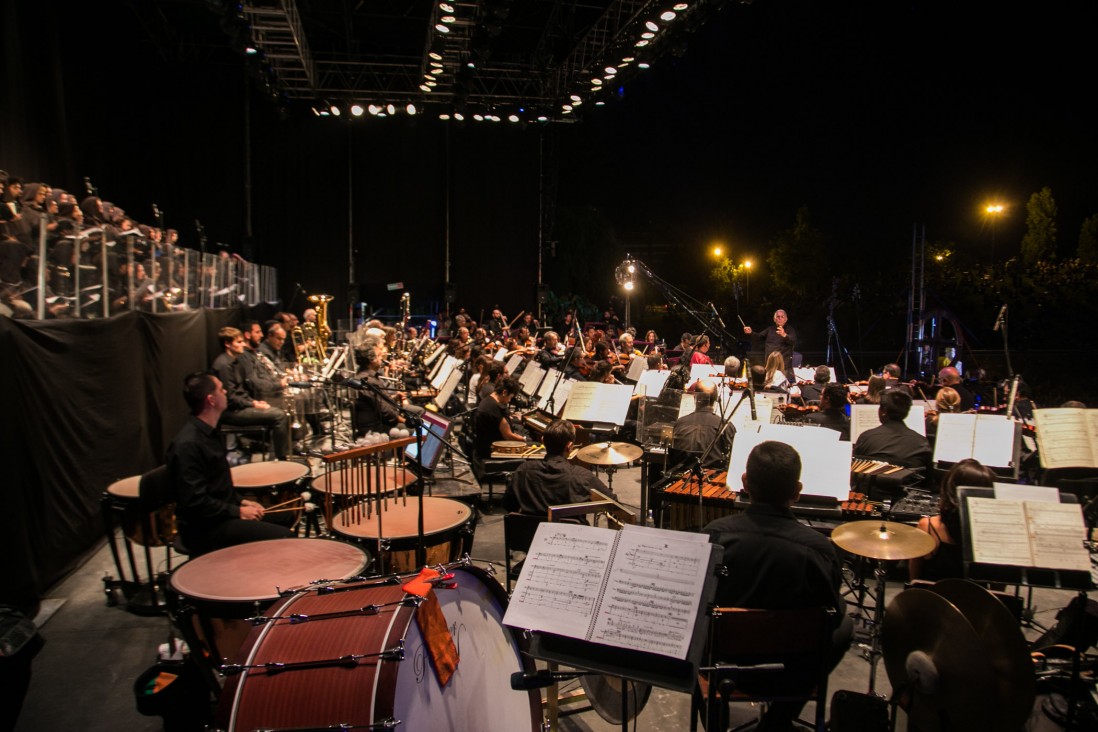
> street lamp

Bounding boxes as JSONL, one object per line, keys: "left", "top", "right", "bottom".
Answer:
{"left": 984, "top": 203, "right": 1005, "bottom": 264}
{"left": 742, "top": 260, "right": 752, "bottom": 303}
{"left": 615, "top": 256, "right": 638, "bottom": 329}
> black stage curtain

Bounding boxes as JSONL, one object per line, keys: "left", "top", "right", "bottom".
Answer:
{"left": 0, "top": 306, "right": 278, "bottom": 607}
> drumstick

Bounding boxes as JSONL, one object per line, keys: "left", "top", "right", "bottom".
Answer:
{"left": 737, "top": 315, "right": 747, "bottom": 329}
{"left": 263, "top": 506, "right": 301, "bottom": 514}
{"left": 263, "top": 498, "right": 303, "bottom": 509}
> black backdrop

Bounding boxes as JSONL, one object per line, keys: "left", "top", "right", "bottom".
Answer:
{"left": 0, "top": 306, "right": 277, "bottom": 607}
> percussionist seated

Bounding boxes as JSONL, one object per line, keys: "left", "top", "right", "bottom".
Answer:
{"left": 703, "top": 441, "right": 853, "bottom": 731}
{"left": 504, "top": 419, "right": 614, "bottom": 518}
{"left": 166, "top": 372, "right": 293, "bottom": 556}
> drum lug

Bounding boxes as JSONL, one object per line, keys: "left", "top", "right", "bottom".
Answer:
{"left": 380, "top": 641, "right": 405, "bottom": 662}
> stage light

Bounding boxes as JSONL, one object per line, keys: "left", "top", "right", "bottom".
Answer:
{"left": 615, "top": 257, "right": 639, "bottom": 290}
{"left": 431, "top": 67, "right": 444, "bottom": 75}
{"left": 622, "top": 56, "right": 635, "bottom": 63}
{"left": 245, "top": 45, "right": 258, "bottom": 55}
{"left": 368, "top": 104, "right": 381, "bottom": 115}
{"left": 744, "top": 260, "right": 752, "bottom": 269}
{"left": 713, "top": 246, "right": 722, "bottom": 257}
{"left": 592, "top": 78, "right": 603, "bottom": 86}
{"left": 562, "top": 104, "right": 573, "bottom": 112}
{"left": 426, "top": 80, "right": 438, "bottom": 87}
{"left": 986, "top": 204, "right": 1005, "bottom": 214}
{"left": 435, "top": 23, "right": 450, "bottom": 33}
{"left": 508, "top": 114, "right": 520, "bottom": 122}
{"left": 386, "top": 104, "right": 396, "bottom": 115}
{"left": 645, "top": 21, "right": 659, "bottom": 31}
{"left": 624, "top": 281, "right": 634, "bottom": 291}
{"left": 429, "top": 51, "right": 443, "bottom": 61}
{"left": 635, "top": 39, "right": 649, "bottom": 47}
{"left": 430, "top": 60, "right": 444, "bottom": 68}
{"left": 473, "top": 113, "right": 484, "bottom": 121}
{"left": 673, "top": 2, "right": 688, "bottom": 9}
{"left": 330, "top": 104, "right": 341, "bottom": 116}
{"left": 570, "top": 94, "right": 582, "bottom": 102}
{"left": 605, "top": 66, "right": 617, "bottom": 75}
{"left": 454, "top": 113, "right": 464, "bottom": 121}
{"left": 439, "top": 2, "right": 454, "bottom": 11}
{"left": 406, "top": 104, "right": 417, "bottom": 115}
{"left": 537, "top": 115, "right": 548, "bottom": 122}
{"left": 638, "top": 62, "right": 651, "bottom": 69}
{"left": 660, "top": 10, "right": 677, "bottom": 21}
{"left": 440, "top": 15, "right": 456, "bottom": 23}
{"left": 350, "top": 104, "right": 364, "bottom": 117}
{"left": 439, "top": 113, "right": 451, "bottom": 120}
{"left": 420, "top": 84, "right": 432, "bottom": 92}
{"left": 641, "top": 31, "right": 655, "bottom": 39}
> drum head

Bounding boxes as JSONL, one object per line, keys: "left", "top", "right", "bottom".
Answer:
{"left": 332, "top": 497, "right": 472, "bottom": 540}
{"left": 230, "top": 460, "right": 310, "bottom": 488}
{"left": 106, "top": 475, "right": 141, "bottom": 499}
{"left": 169, "top": 538, "right": 369, "bottom": 603}
{"left": 312, "top": 467, "right": 416, "bottom": 496}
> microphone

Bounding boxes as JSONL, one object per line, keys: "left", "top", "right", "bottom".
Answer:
{"left": 331, "top": 373, "right": 373, "bottom": 391}
{"left": 709, "top": 302, "right": 726, "bottom": 329}
{"left": 992, "top": 303, "right": 1007, "bottom": 332}
{"left": 509, "top": 670, "right": 585, "bottom": 691}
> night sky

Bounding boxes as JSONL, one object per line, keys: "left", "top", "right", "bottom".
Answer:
{"left": 3, "top": 0, "right": 1095, "bottom": 337}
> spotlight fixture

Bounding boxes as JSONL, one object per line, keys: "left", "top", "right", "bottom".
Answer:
{"left": 350, "top": 104, "right": 364, "bottom": 116}
{"left": 406, "top": 104, "right": 417, "bottom": 115}
{"left": 439, "top": 113, "right": 451, "bottom": 120}
{"left": 605, "top": 66, "right": 617, "bottom": 75}
{"left": 420, "top": 84, "right": 432, "bottom": 92}
{"left": 641, "top": 31, "right": 655, "bottom": 39}
{"left": 473, "top": 113, "right": 484, "bottom": 121}
{"left": 368, "top": 104, "right": 381, "bottom": 115}
{"left": 245, "top": 45, "right": 258, "bottom": 55}
{"left": 645, "top": 21, "right": 659, "bottom": 31}
{"left": 439, "top": 2, "right": 455, "bottom": 11}
{"left": 454, "top": 113, "right": 465, "bottom": 121}
{"left": 330, "top": 104, "right": 341, "bottom": 116}
{"left": 615, "top": 257, "right": 639, "bottom": 290}
{"left": 435, "top": 23, "right": 450, "bottom": 33}
{"left": 660, "top": 10, "right": 677, "bottom": 20}
{"left": 638, "top": 62, "right": 651, "bottom": 69}
{"left": 386, "top": 104, "right": 396, "bottom": 115}
{"left": 429, "top": 51, "right": 444, "bottom": 61}
{"left": 440, "top": 14, "right": 456, "bottom": 23}
{"left": 592, "top": 78, "right": 603, "bottom": 86}
{"left": 508, "top": 114, "right": 520, "bottom": 122}
{"left": 635, "top": 39, "right": 649, "bottom": 47}
{"left": 673, "top": 2, "right": 688, "bottom": 9}
{"left": 570, "top": 94, "right": 582, "bottom": 102}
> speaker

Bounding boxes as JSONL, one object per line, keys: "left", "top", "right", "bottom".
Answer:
{"left": 445, "top": 284, "right": 456, "bottom": 304}
{"left": 536, "top": 284, "right": 548, "bottom": 304}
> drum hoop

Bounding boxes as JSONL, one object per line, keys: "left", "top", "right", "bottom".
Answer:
{"left": 230, "top": 460, "right": 310, "bottom": 488}
{"left": 330, "top": 497, "right": 472, "bottom": 541}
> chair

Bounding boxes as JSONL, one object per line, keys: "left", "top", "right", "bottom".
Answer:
{"left": 220, "top": 423, "right": 273, "bottom": 460}
{"left": 456, "top": 413, "right": 517, "bottom": 507}
{"left": 503, "top": 512, "right": 544, "bottom": 592}
{"left": 692, "top": 606, "right": 835, "bottom": 732}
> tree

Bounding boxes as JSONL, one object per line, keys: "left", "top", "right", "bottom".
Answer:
{"left": 1078, "top": 214, "right": 1098, "bottom": 263}
{"left": 1020, "top": 187, "right": 1058, "bottom": 265}
{"left": 766, "top": 206, "right": 828, "bottom": 298}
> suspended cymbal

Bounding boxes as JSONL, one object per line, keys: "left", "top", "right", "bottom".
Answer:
{"left": 882, "top": 588, "right": 994, "bottom": 732}
{"left": 576, "top": 441, "right": 644, "bottom": 466}
{"left": 830, "top": 520, "right": 938, "bottom": 561}
{"left": 928, "top": 579, "right": 1035, "bottom": 730}
{"left": 579, "top": 674, "right": 652, "bottom": 725}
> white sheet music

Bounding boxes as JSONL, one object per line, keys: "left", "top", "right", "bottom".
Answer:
{"left": 503, "top": 523, "right": 713, "bottom": 660}
{"left": 967, "top": 498, "right": 1033, "bottom": 566}
{"left": 634, "top": 369, "right": 671, "bottom": 397}
{"left": 493, "top": 347, "right": 508, "bottom": 361}
{"left": 433, "top": 367, "right": 463, "bottom": 409}
{"left": 688, "top": 363, "right": 725, "bottom": 386}
{"left": 1032, "top": 408, "right": 1098, "bottom": 469}
{"left": 729, "top": 424, "right": 852, "bottom": 501}
{"left": 967, "top": 497, "right": 1089, "bottom": 571}
{"left": 587, "top": 528, "right": 711, "bottom": 659}
{"left": 562, "top": 382, "right": 634, "bottom": 425}
{"left": 429, "top": 355, "right": 461, "bottom": 390}
{"left": 519, "top": 362, "right": 546, "bottom": 396}
{"left": 932, "top": 413, "right": 1016, "bottom": 467}
{"left": 626, "top": 356, "right": 647, "bottom": 382}
{"left": 504, "top": 354, "right": 523, "bottom": 375}
{"left": 717, "top": 388, "right": 772, "bottom": 430}
{"left": 850, "top": 404, "right": 926, "bottom": 443}
{"left": 793, "top": 367, "right": 836, "bottom": 383}
{"left": 677, "top": 394, "right": 697, "bottom": 420}
{"left": 535, "top": 369, "right": 575, "bottom": 414}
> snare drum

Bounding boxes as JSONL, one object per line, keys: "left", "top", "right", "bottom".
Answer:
{"left": 331, "top": 496, "right": 473, "bottom": 573}
{"left": 168, "top": 538, "right": 369, "bottom": 667}
{"left": 217, "top": 563, "right": 540, "bottom": 732}
{"left": 230, "top": 460, "right": 310, "bottom": 524}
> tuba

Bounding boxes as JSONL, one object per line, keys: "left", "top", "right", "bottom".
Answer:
{"left": 308, "top": 294, "right": 334, "bottom": 361}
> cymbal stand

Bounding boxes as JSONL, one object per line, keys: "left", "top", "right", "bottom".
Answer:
{"left": 858, "top": 559, "right": 889, "bottom": 696}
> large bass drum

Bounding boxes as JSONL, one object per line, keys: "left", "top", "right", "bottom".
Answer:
{"left": 215, "top": 562, "right": 540, "bottom": 731}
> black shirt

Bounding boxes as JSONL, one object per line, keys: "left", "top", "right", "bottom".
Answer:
{"left": 474, "top": 396, "right": 507, "bottom": 459}
{"left": 705, "top": 503, "right": 844, "bottom": 623}
{"left": 504, "top": 455, "right": 608, "bottom": 516}
{"left": 672, "top": 410, "right": 736, "bottom": 469}
{"left": 165, "top": 417, "right": 240, "bottom": 535}
{"left": 853, "top": 419, "right": 932, "bottom": 473}
{"left": 211, "top": 352, "right": 253, "bottom": 411}
{"left": 803, "top": 409, "right": 851, "bottom": 441}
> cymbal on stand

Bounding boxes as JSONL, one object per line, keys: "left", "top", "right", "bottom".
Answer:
{"left": 882, "top": 588, "right": 994, "bottom": 731}
{"left": 575, "top": 441, "right": 643, "bottom": 466}
{"left": 830, "top": 520, "right": 938, "bottom": 561}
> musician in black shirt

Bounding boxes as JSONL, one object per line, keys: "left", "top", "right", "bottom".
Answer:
{"left": 166, "top": 372, "right": 291, "bottom": 556}
{"left": 505, "top": 419, "right": 609, "bottom": 516}
{"left": 743, "top": 309, "right": 796, "bottom": 368}
{"left": 473, "top": 376, "right": 525, "bottom": 459}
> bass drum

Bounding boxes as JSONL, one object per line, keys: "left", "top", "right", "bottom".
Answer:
{"left": 217, "top": 562, "right": 540, "bottom": 732}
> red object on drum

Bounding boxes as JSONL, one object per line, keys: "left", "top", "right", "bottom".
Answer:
{"left": 402, "top": 567, "right": 442, "bottom": 597}
{"left": 416, "top": 591, "right": 459, "bottom": 687}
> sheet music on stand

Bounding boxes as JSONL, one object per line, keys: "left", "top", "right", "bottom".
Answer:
{"left": 519, "top": 362, "right": 546, "bottom": 397}
{"left": 958, "top": 486, "right": 1094, "bottom": 590}
{"left": 932, "top": 413, "right": 1019, "bottom": 468}
{"left": 688, "top": 363, "right": 725, "bottom": 387}
{"left": 634, "top": 369, "right": 671, "bottom": 397}
{"left": 493, "top": 347, "right": 508, "bottom": 362}
{"left": 1032, "top": 407, "right": 1098, "bottom": 469}
{"left": 849, "top": 404, "right": 926, "bottom": 443}
{"left": 793, "top": 366, "right": 836, "bottom": 383}
{"left": 423, "top": 343, "right": 446, "bottom": 368}
{"left": 432, "top": 367, "right": 463, "bottom": 410}
{"left": 430, "top": 355, "right": 461, "bottom": 391}
{"left": 625, "top": 357, "right": 647, "bottom": 382}
{"left": 562, "top": 382, "right": 634, "bottom": 427}
{"left": 716, "top": 387, "right": 774, "bottom": 430}
{"left": 504, "top": 353, "right": 523, "bottom": 375}
{"left": 535, "top": 369, "right": 575, "bottom": 414}
{"left": 729, "top": 423, "right": 852, "bottom": 502}
{"left": 504, "top": 522, "right": 721, "bottom": 692}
